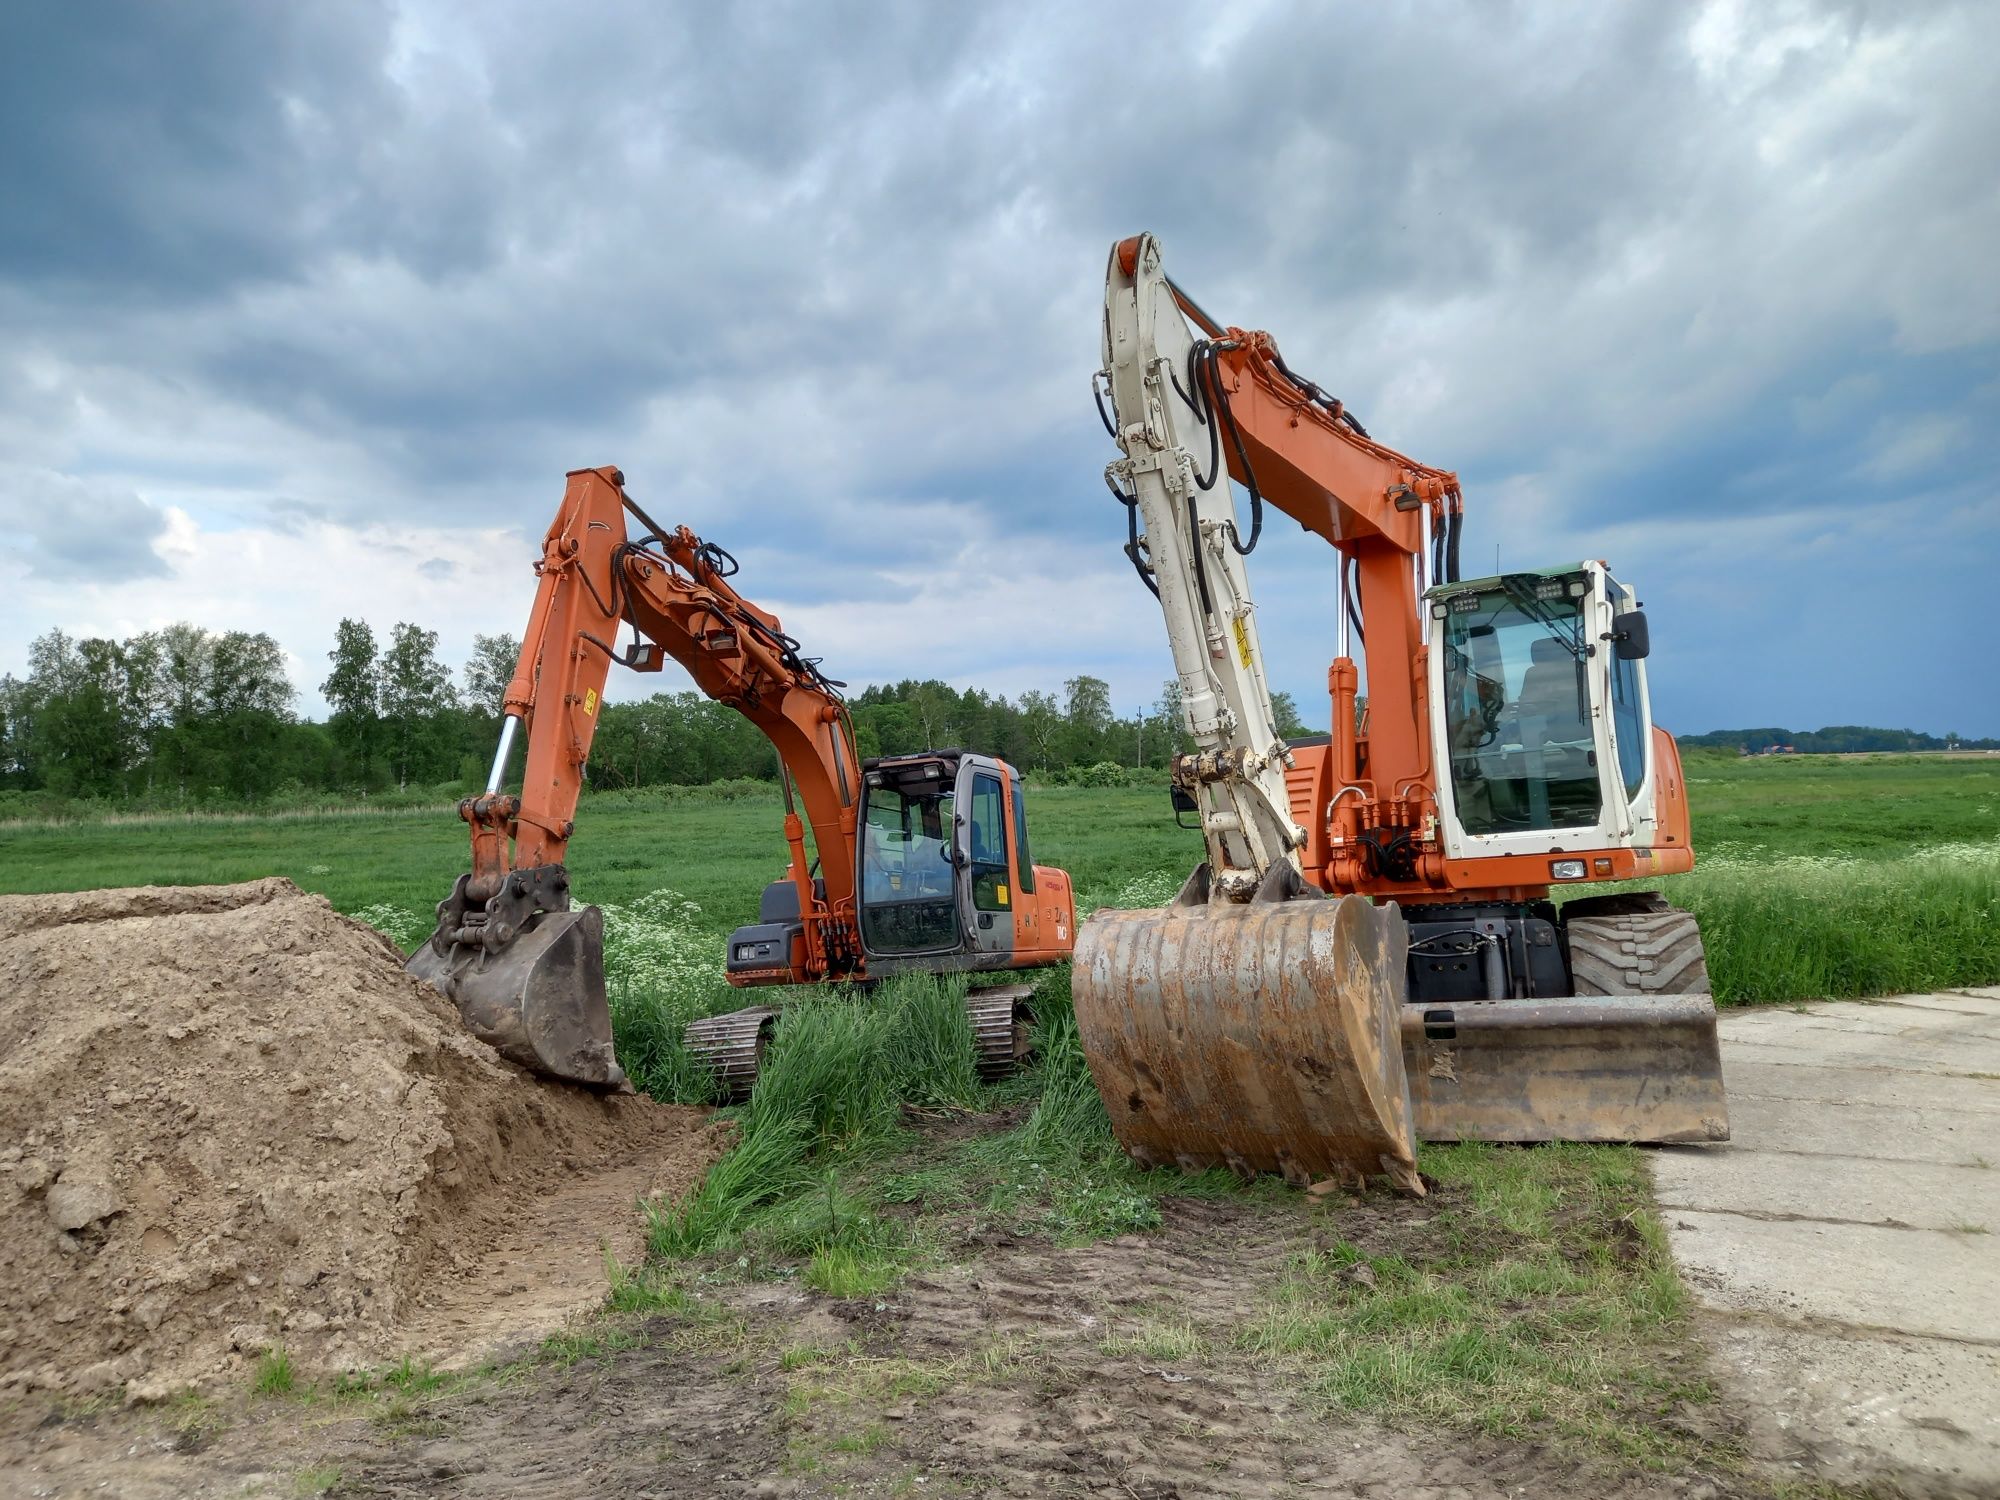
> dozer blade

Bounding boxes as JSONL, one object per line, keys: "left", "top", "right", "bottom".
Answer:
{"left": 1074, "top": 892, "right": 1422, "bottom": 1193}
{"left": 407, "top": 906, "right": 627, "bottom": 1089}
{"left": 1400, "top": 995, "right": 1728, "bottom": 1143}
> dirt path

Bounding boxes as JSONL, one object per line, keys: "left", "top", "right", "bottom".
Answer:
{"left": 3, "top": 1197, "right": 1762, "bottom": 1500}
{"left": 395, "top": 1148, "right": 700, "bottom": 1370}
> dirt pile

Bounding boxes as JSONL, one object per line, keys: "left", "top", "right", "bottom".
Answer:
{"left": 0, "top": 879, "right": 719, "bottom": 1399}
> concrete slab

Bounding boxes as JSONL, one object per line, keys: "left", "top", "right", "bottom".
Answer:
{"left": 1658, "top": 995, "right": 2000, "bottom": 1495}
{"left": 1652, "top": 1146, "right": 2000, "bottom": 1231}
{"left": 1870, "top": 992, "right": 2000, "bottom": 1019}
{"left": 1723, "top": 1058, "right": 2000, "bottom": 1115}
{"left": 1778, "top": 1005, "right": 2000, "bottom": 1045}
{"left": 1666, "top": 1209, "right": 1999, "bottom": 1341}
{"left": 1700, "top": 1319, "right": 2000, "bottom": 1494}
{"left": 1721, "top": 1026, "right": 2000, "bottom": 1078}
{"left": 1721, "top": 1090, "right": 1996, "bottom": 1167}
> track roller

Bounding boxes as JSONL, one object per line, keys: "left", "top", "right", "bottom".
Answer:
{"left": 965, "top": 982, "right": 1037, "bottom": 1080}
{"left": 684, "top": 1004, "right": 781, "bottom": 1101}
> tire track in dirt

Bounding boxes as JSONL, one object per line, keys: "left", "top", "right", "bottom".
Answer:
{"left": 310, "top": 1197, "right": 1751, "bottom": 1499}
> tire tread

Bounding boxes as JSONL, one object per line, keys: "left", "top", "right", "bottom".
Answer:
{"left": 1567, "top": 907, "right": 1710, "bottom": 995}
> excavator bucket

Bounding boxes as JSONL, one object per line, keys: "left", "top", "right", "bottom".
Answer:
{"left": 1400, "top": 994, "right": 1728, "bottom": 1143}
{"left": 1073, "top": 885, "right": 1423, "bottom": 1194}
{"left": 406, "top": 906, "right": 627, "bottom": 1089}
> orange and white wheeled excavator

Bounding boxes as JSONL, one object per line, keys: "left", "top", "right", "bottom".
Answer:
{"left": 1077, "top": 235, "right": 1726, "bottom": 1191}
{"left": 409, "top": 466, "right": 1075, "bottom": 1092}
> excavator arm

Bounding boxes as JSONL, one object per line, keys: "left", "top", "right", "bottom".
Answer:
{"left": 1102, "top": 233, "right": 1463, "bottom": 893}
{"left": 410, "top": 465, "right": 866, "bottom": 1083}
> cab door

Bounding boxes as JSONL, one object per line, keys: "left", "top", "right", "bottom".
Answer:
{"left": 955, "top": 757, "right": 1016, "bottom": 960}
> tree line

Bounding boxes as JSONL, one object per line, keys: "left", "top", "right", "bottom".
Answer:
{"left": 0, "top": 621, "right": 524, "bottom": 806}
{"left": 1679, "top": 725, "right": 2000, "bottom": 754}
{"left": 0, "top": 617, "right": 1322, "bottom": 812}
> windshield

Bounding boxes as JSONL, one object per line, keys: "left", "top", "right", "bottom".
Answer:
{"left": 1440, "top": 580, "right": 1603, "bottom": 835}
{"left": 858, "top": 778, "right": 961, "bottom": 954}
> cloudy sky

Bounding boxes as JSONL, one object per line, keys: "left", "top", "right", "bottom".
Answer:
{"left": 3, "top": 0, "right": 1995, "bottom": 736}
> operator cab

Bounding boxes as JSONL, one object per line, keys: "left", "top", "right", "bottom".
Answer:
{"left": 725, "top": 749, "right": 1066, "bottom": 982}
{"left": 1427, "top": 562, "right": 1657, "bottom": 860}
{"left": 854, "top": 751, "right": 1029, "bottom": 967}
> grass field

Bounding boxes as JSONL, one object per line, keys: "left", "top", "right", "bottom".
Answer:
{"left": 1, "top": 750, "right": 1993, "bottom": 1011}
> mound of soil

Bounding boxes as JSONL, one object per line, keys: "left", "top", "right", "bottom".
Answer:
{"left": 0, "top": 879, "right": 719, "bottom": 1399}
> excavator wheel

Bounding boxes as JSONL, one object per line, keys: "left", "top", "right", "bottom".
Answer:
{"left": 1073, "top": 882, "right": 1423, "bottom": 1194}
{"left": 1566, "top": 897, "right": 1711, "bottom": 995}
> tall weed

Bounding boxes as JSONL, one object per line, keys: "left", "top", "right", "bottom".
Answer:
{"left": 1576, "top": 840, "right": 2000, "bottom": 1004}
{"left": 646, "top": 975, "right": 984, "bottom": 1260}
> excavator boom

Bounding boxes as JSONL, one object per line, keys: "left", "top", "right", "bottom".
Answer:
{"left": 408, "top": 467, "right": 864, "bottom": 1085}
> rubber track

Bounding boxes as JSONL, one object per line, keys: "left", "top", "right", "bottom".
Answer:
{"left": 1567, "top": 907, "right": 1710, "bottom": 995}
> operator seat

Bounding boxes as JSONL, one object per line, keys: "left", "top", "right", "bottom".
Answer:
{"left": 1514, "top": 636, "right": 1590, "bottom": 743}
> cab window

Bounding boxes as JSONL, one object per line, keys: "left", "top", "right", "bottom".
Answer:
{"left": 1009, "top": 776, "right": 1036, "bottom": 894}
{"left": 1609, "top": 650, "right": 1647, "bottom": 801}
{"left": 969, "top": 772, "right": 1009, "bottom": 912}
{"left": 859, "top": 779, "right": 960, "bottom": 954}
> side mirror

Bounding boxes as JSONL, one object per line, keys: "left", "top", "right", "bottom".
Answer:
{"left": 1611, "top": 609, "right": 1651, "bottom": 661}
{"left": 1169, "top": 784, "right": 1200, "bottom": 831}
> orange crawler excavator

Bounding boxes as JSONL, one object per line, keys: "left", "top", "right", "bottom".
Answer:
{"left": 410, "top": 466, "right": 1075, "bottom": 1092}
{"left": 1077, "top": 235, "right": 1726, "bottom": 1191}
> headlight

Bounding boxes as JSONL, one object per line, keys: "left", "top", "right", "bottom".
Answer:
{"left": 1550, "top": 859, "right": 1587, "bottom": 880}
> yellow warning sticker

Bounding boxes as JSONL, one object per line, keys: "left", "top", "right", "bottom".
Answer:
{"left": 1232, "top": 616, "right": 1252, "bottom": 668}
{"left": 584, "top": 688, "right": 598, "bottom": 715}
{"left": 996, "top": 883, "right": 1009, "bottom": 906}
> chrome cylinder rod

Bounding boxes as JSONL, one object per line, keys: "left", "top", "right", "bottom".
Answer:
{"left": 485, "top": 714, "right": 521, "bottom": 795}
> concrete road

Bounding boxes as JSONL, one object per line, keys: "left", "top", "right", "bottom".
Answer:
{"left": 1652, "top": 988, "right": 2000, "bottom": 1498}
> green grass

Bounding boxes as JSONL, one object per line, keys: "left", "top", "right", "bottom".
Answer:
{"left": 0, "top": 782, "right": 1199, "bottom": 918}
{"left": 1098, "top": 1316, "right": 1207, "bottom": 1362}
{"left": 2, "top": 756, "right": 1991, "bottom": 1017}
{"left": 1241, "top": 1142, "right": 1718, "bottom": 1466}
{"left": 1614, "top": 843, "right": 2000, "bottom": 1004}
{"left": 252, "top": 1345, "right": 297, "bottom": 1397}
{"left": 634, "top": 961, "right": 1238, "bottom": 1309}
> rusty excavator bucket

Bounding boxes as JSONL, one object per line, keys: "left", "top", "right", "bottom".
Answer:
{"left": 1075, "top": 872, "right": 1727, "bottom": 1178}
{"left": 406, "top": 870, "right": 626, "bottom": 1090}
{"left": 1073, "top": 869, "right": 1424, "bottom": 1194}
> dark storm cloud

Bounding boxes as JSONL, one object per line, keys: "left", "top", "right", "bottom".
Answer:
{"left": 0, "top": 470, "right": 168, "bottom": 581}
{"left": 0, "top": 0, "right": 1995, "bottom": 731}
{"left": 0, "top": 6, "right": 401, "bottom": 300}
